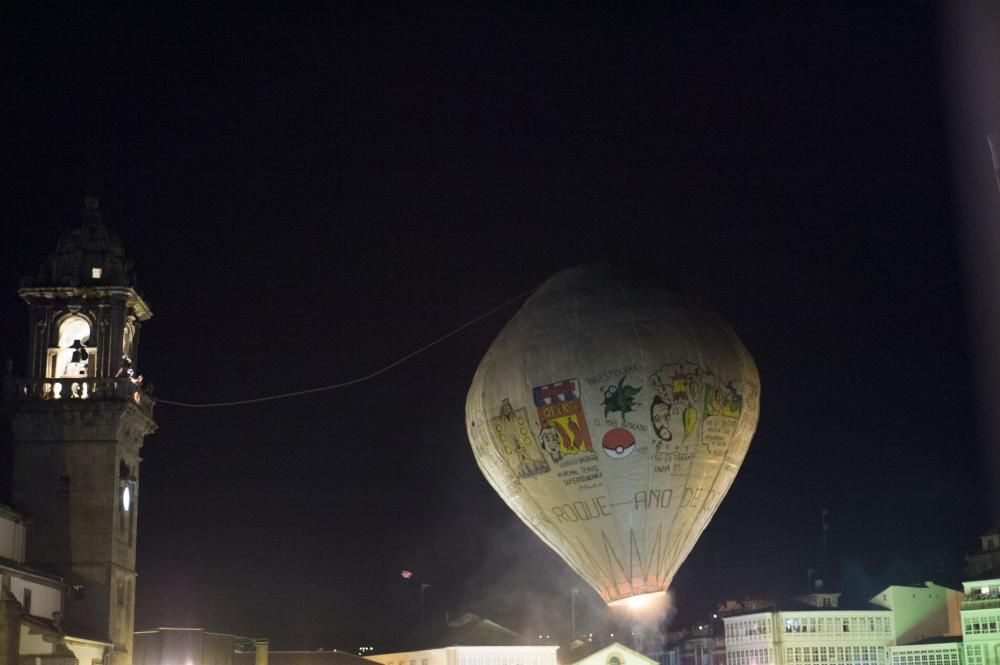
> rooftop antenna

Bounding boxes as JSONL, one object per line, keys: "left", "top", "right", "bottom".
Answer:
{"left": 420, "top": 582, "right": 430, "bottom": 624}
{"left": 821, "top": 508, "right": 830, "bottom": 577}
{"left": 988, "top": 134, "right": 1000, "bottom": 197}
{"left": 570, "top": 587, "right": 579, "bottom": 642}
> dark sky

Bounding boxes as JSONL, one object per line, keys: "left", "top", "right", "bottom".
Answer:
{"left": 2, "top": 1, "right": 997, "bottom": 653}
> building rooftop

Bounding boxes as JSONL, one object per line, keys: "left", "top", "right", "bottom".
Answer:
{"left": 234, "top": 651, "right": 373, "bottom": 665}
{"left": 371, "top": 614, "right": 536, "bottom": 654}
{"left": 560, "top": 640, "right": 612, "bottom": 664}
{"left": 0, "top": 555, "right": 65, "bottom": 586}
{"left": 21, "top": 197, "right": 136, "bottom": 290}
{"left": 440, "top": 614, "right": 527, "bottom": 647}
{"left": 559, "top": 641, "right": 656, "bottom": 665}
{"left": 0, "top": 503, "right": 25, "bottom": 522}
{"left": 896, "top": 636, "right": 963, "bottom": 647}
{"left": 722, "top": 598, "right": 885, "bottom": 617}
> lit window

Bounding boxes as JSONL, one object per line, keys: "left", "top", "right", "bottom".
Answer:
{"left": 48, "top": 315, "right": 94, "bottom": 378}
{"left": 91, "top": 267, "right": 103, "bottom": 279}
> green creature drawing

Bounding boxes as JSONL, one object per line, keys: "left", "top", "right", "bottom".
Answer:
{"left": 602, "top": 376, "right": 642, "bottom": 422}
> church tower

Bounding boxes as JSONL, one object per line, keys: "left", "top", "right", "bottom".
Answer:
{"left": 7, "top": 197, "right": 156, "bottom": 665}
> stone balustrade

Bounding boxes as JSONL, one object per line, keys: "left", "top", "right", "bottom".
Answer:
{"left": 9, "top": 377, "right": 155, "bottom": 418}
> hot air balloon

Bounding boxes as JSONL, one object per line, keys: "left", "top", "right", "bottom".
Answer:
{"left": 465, "top": 264, "right": 759, "bottom": 606}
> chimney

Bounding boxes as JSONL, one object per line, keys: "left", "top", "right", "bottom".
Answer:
{"left": 255, "top": 639, "right": 269, "bottom": 665}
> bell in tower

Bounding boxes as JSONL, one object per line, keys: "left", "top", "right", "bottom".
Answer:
{"left": 5, "top": 197, "right": 156, "bottom": 665}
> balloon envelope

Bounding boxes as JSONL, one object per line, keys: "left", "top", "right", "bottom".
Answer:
{"left": 465, "top": 264, "right": 760, "bottom": 604}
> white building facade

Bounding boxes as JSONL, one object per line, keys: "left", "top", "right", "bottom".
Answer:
{"left": 961, "top": 577, "right": 1000, "bottom": 665}
{"left": 0, "top": 504, "right": 113, "bottom": 664}
{"left": 367, "top": 645, "right": 559, "bottom": 665}
{"left": 871, "top": 583, "right": 963, "bottom": 646}
{"left": 888, "top": 640, "right": 963, "bottom": 665}
{"left": 723, "top": 605, "right": 895, "bottom": 665}
{"left": 883, "top": 573, "right": 1000, "bottom": 665}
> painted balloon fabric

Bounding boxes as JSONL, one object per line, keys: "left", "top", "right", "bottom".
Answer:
{"left": 466, "top": 264, "right": 760, "bottom": 604}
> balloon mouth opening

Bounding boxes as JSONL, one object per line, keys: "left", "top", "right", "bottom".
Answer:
{"left": 609, "top": 590, "right": 666, "bottom": 610}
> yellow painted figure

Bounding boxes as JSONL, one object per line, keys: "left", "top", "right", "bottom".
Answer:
{"left": 465, "top": 264, "right": 760, "bottom": 605}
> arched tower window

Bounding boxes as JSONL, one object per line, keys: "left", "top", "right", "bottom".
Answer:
{"left": 47, "top": 315, "right": 96, "bottom": 378}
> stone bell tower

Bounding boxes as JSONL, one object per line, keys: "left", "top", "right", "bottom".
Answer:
{"left": 7, "top": 197, "right": 156, "bottom": 665}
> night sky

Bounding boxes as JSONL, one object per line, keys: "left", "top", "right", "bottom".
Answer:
{"left": 2, "top": 1, "right": 997, "bottom": 654}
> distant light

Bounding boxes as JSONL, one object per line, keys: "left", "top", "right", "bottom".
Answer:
{"left": 713, "top": 614, "right": 718, "bottom": 619}
{"left": 92, "top": 267, "right": 103, "bottom": 279}
{"left": 982, "top": 586, "right": 990, "bottom": 595}
{"left": 610, "top": 633, "right": 614, "bottom": 637}
{"left": 401, "top": 570, "right": 413, "bottom": 579}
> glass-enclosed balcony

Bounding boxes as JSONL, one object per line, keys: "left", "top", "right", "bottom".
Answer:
{"left": 962, "top": 584, "right": 1000, "bottom": 610}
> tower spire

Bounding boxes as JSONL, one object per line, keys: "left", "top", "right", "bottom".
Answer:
{"left": 82, "top": 192, "right": 103, "bottom": 229}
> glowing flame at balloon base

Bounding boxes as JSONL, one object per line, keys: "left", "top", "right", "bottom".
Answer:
{"left": 610, "top": 591, "right": 675, "bottom": 654}
{"left": 610, "top": 590, "right": 667, "bottom": 611}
